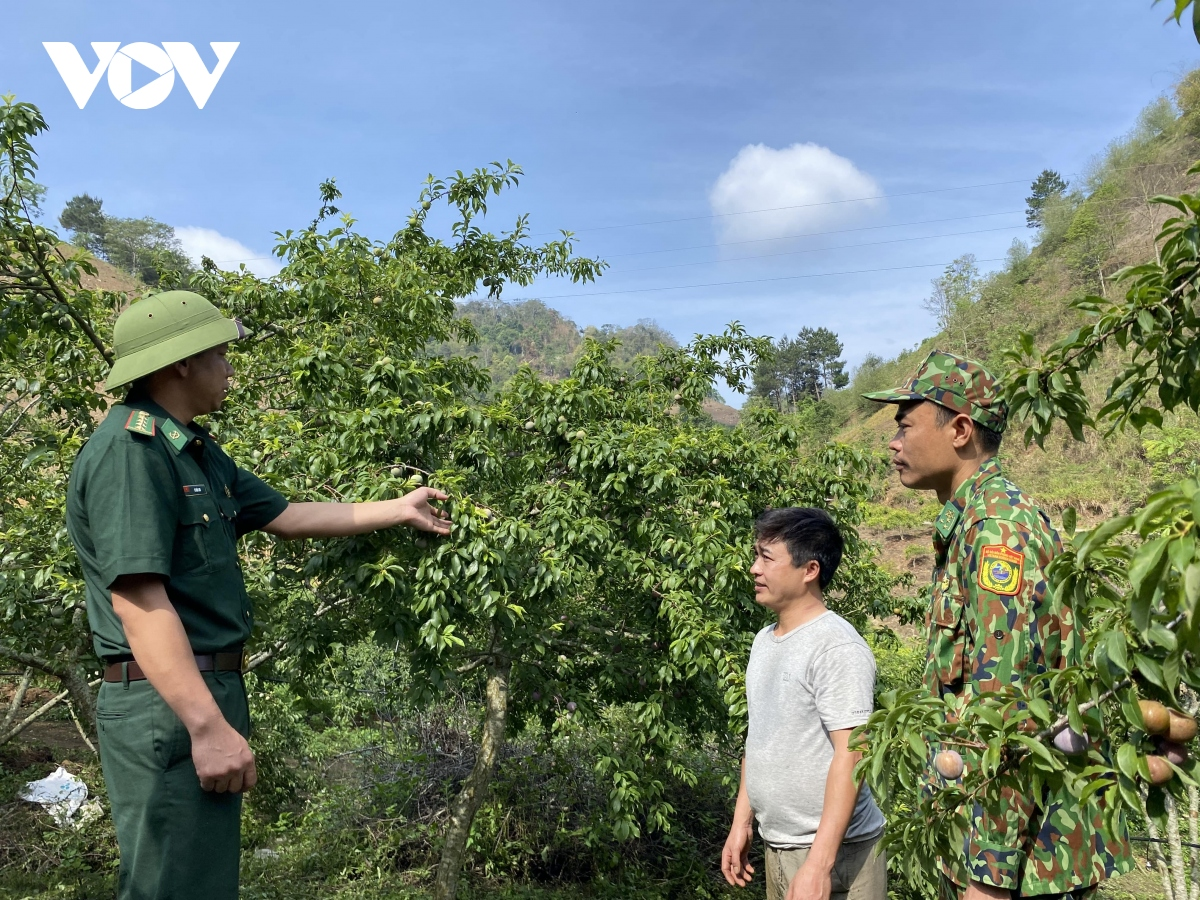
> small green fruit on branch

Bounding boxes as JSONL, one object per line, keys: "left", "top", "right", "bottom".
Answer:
{"left": 1168, "top": 709, "right": 1198, "bottom": 742}
{"left": 1052, "top": 727, "right": 1089, "bottom": 755}
{"left": 1158, "top": 739, "right": 1190, "bottom": 766}
{"left": 1140, "top": 699, "right": 1171, "bottom": 735}
{"left": 934, "top": 750, "right": 964, "bottom": 780}
{"left": 1145, "top": 755, "right": 1175, "bottom": 785}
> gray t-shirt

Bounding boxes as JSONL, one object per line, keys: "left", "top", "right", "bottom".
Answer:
{"left": 745, "top": 610, "right": 885, "bottom": 848}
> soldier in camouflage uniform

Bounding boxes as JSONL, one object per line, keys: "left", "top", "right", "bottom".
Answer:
{"left": 864, "top": 350, "right": 1132, "bottom": 900}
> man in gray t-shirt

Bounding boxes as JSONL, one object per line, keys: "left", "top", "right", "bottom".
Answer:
{"left": 722, "top": 508, "right": 886, "bottom": 900}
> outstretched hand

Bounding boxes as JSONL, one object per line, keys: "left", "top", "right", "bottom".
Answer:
{"left": 398, "top": 486, "right": 452, "bottom": 535}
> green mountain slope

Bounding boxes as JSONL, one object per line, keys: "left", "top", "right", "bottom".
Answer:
{"left": 439, "top": 298, "right": 678, "bottom": 384}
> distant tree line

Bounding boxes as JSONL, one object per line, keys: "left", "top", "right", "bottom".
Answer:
{"left": 751, "top": 326, "right": 848, "bottom": 408}
{"left": 58, "top": 193, "right": 193, "bottom": 285}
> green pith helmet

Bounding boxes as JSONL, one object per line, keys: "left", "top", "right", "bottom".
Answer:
{"left": 861, "top": 348, "right": 1007, "bottom": 434}
{"left": 104, "top": 291, "right": 246, "bottom": 391}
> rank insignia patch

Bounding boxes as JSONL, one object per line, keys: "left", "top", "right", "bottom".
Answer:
{"left": 124, "top": 410, "right": 156, "bottom": 437}
{"left": 182, "top": 485, "right": 206, "bottom": 496}
{"left": 978, "top": 544, "right": 1024, "bottom": 596}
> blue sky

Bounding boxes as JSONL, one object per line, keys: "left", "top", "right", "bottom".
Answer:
{"left": 4, "top": 1, "right": 1199, "bottom": 397}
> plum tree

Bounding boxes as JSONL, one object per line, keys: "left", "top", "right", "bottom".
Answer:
{"left": 0, "top": 95, "right": 894, "bottom": 898}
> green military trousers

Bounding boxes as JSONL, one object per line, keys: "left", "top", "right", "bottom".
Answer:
{"left": 97, "top": 670, "right": 249, "bottom": 900}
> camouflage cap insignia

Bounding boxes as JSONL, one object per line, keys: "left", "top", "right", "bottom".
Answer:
{"left": 124, "top": 410, "right": 156, "bottom": 437}
{"left": 182, "top": 484, "right": 206, "bottom": 496}
{"left": 978, "top": 544, "right": 1023, "bottom": 596}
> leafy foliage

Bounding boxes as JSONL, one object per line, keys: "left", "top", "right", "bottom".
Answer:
{"left": 858, "top": 142, "right": 1200, "bottom": 900}
{"left": 1026, "top": 170, "right": 1068, "bottom": 229}
{"left": 752, "top": 326, "right": 849, "bottom": 407}
{"left": 436, "top": 298, "right": 677, "bottom": 386}
{"left": 0, "top": 95, "right": 895, "bottom": 895}
{"left": 58, "top": 191, "right": 194, "bottom": 285}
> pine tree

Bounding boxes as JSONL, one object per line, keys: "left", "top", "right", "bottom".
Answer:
{"left": 1026, "top": 169, "right": 1068, "bottom": 228}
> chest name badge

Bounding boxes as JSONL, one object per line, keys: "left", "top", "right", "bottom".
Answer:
{"left": 182, "top": 484, "right": 207, "bottom": 497}
{"left": 978, "top": 544, "right": 1024, "bottom": 596}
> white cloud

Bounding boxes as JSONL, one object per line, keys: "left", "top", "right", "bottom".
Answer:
{"left": 709, "top": 143, "right": 884, "bottom": 244}
{"left": 175, "top": 226, "right": 281, "bottom": 279}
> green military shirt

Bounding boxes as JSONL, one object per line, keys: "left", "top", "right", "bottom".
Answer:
{"left": 925, "top": 457, "right": 1133, "bottom": 895}
{"left": 66, "top": 393, "right": 289, "bottom": 658}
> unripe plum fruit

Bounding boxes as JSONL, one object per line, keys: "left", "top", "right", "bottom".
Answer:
{"left": 1052, "top": 728, "right": 1089, "bottom": 755}
{"left": 1146, "top": 755, "right": 1175, "bottom": 785}
{"left": 1160, "top": 740, "right": 1190, "bottom": 766}
{"left": 566, "top": 701, "right": 577, "bottom": 712}
{"left": 1168, "top": 711, "right": 1198, "bottom": 743}
{"left": 1140, "top": 700, "right": 1171, "bottom": 735}
{"left": 934, "top": 750, "right": 964, "bottom": 780}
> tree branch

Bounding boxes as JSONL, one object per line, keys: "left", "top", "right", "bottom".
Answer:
{"left": 2, "top": 667, "right": 33, "bottom": 731}
{"left": 14, "top": 228, "right": 113, "bottom": 364}
{"left": 0, "top": 642, "right": 64, "bottom": 679}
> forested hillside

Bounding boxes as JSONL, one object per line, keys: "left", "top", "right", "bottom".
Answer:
{"left": 436, "top": 298, "right": 677, "bottom": 383}
{"left": 832, "top": 69, "right": 1200, "bottom": 519}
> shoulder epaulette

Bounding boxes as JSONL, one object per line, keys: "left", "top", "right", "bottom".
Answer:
{"left": 124, "top": 409, "right": 157, "bottom": 437}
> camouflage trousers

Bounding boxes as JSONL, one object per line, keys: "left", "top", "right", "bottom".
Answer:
{"left": 939, "top": 876, "right": 1098, "bottom": 900}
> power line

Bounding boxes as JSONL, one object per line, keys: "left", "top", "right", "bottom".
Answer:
{"left": 204, "top": 161, "right": 1198, "bottom": 265}
{"left": 509, "top": 257, "right": 1007, "bottom": 302}
{"left": 531, "top": 179, "right": 1030, "bottom": 236}
{"left": 209, "top": 209, "right": 1027, "bottom": 266}
{"left": 617, "top": 224, "right": 1027, "bottom": 274}
{"left": 599, "top": 209, "right": 1027, "bottom": 258}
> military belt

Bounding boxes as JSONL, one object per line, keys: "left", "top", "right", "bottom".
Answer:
{"left": 102, "top": 649, "right": 245, "bottom": 683}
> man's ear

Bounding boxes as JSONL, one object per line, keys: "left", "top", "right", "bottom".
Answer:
{"left": 803, "top": 559, "right": 821, "bottom": 585}
{"left": 950, "top": 413, "right": 975, "bottom": 450}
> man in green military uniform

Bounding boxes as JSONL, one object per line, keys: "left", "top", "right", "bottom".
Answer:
{"left": 863, "top": 350, "right": 1132, "bottom": 900}
{"left": 66, "top": 291, "right": 451, "bottom": 899}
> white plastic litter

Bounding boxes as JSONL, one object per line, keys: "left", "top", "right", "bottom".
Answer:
{"left": 19, "top": 765, "right": 91, "bottom": 827}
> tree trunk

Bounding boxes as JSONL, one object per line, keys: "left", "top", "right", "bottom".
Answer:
{"left": 433, "top": 658, "right": 510, "bottom": 900}
{"left": 1168, "top": 793, "right": 1188, "bottom": 900}
{"left": 1188, "top": 784, "right": 1199, "bottom": 900}
{"left": 1145, "top": 793, "right": 1175, "bottom": 900}
{"left": 63, "top": 609, "right": 97, "bottom": 737}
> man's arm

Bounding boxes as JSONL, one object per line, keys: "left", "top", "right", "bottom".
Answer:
{"left": 957, "top": 524, "right": 1042, "bottom": 893}
{"left": 721, "top": 756, "right": 756, "bottom": 887}
{"left": 110, "top": 574, "right": 256, "bottom": 794}
{"left": 784, "top": 728, "right": 862, "bottom": 900}
{"left": 262, "top": 487, "right": 450, "bottom": 540}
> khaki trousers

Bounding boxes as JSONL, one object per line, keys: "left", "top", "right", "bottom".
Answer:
{"left": 765, "top": 835, "right": 887, "bottom": 900}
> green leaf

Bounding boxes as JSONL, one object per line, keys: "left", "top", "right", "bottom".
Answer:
{"left": 1134, "top": 653, "right": 1167, "bottom": 690}
{"left": 1185, "top": 563, "right": 1200, "bottom": 610}
{"left": 1116, "top": 742, "right": 1139, "bottom": 781}
{"left": 1061, "top": 507, "right": 1078, "bottom": 538}
{"left": 1105, "top": 631, "right": 1129, "bottom": 674}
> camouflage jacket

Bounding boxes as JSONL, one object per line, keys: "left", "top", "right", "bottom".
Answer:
{"left": 924, "top": 457, "right": 1132, "bottom": 895}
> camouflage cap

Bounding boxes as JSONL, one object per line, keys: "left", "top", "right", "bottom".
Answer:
{"left": 861, "top": 349, "right": 1007, "bottom": 434}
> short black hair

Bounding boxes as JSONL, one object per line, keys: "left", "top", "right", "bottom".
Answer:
{"left": 932, "top": 403, "right": 1002, "bottom": 455}
{"left": 753, "top": 507, "right": 844, "bottom": 590}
